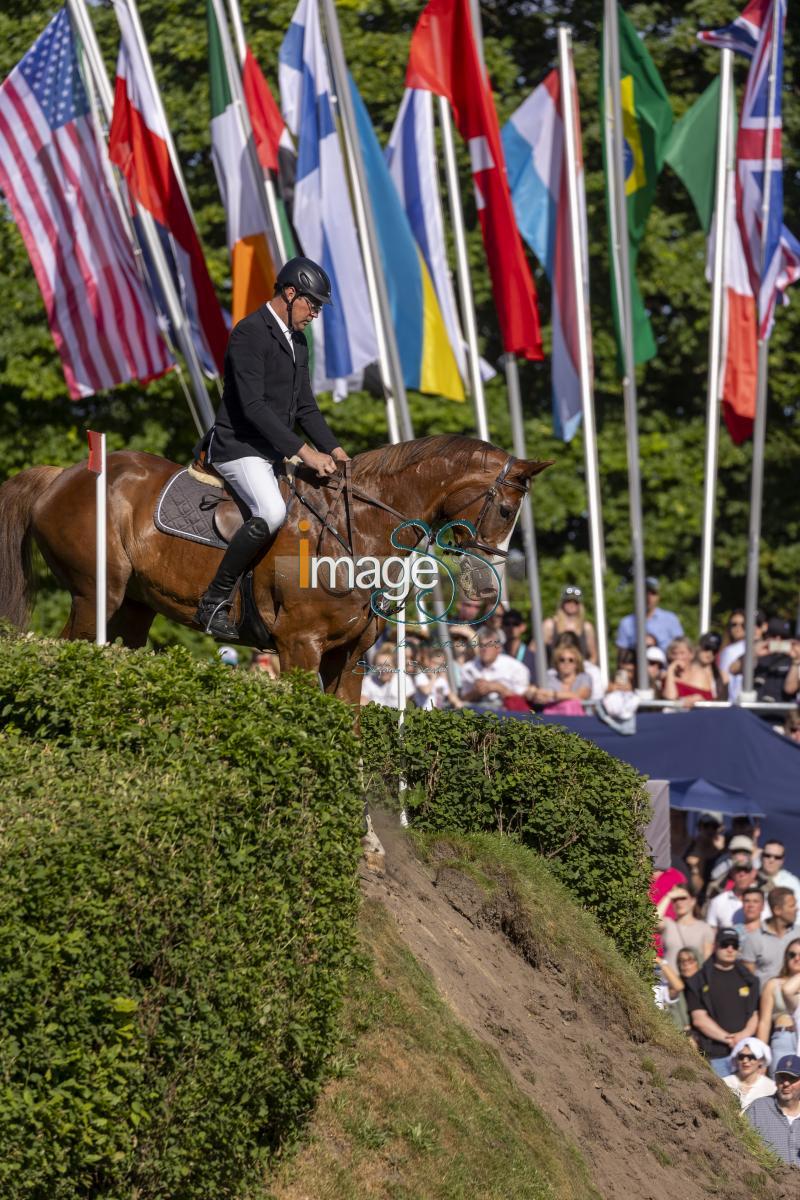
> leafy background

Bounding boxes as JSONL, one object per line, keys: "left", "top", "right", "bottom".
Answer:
{"left": 1, "top": 0, "right": 798, "bottom": 653}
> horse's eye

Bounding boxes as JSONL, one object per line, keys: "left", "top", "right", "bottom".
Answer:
{"left": 499, "top": 504, "right": 513, "bottom": 519}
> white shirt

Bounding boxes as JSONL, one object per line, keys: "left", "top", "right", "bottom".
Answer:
{"left": 770, "top": 868, "right": 800, "bottom": 906}
{"left": 706, "top": 889, "right": 745, "bottom": 928}
{"left": 460, "top": 653, "right": 530, "bottom": 703}
{"left": 267, "top": 302, "right": 295, "bottom": 359}
{"left": 722, "top": 1073, "right": 776, "bottom": 1111}
{"left": 360, "top": 670, "right": 415, "bottom": 709}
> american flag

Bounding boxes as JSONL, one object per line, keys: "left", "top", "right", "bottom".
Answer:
{"left": 0, "top": 8, "right": 172, "bottom": 399}
{"left": 700, "top": 0, "right": 800, "bottom": 339}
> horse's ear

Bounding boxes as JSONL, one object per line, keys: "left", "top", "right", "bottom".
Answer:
{"left": 513, "top": 458, "right": 555, "bottom": 482}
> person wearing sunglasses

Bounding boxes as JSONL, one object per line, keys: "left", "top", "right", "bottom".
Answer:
{"left": 528, "top": 636, "right": 592, "bottom": 715}
{"left": 760, "top": 840, "right": 800, "bottom": 907}
{"left": 541, "top": 585, "right": 598, "bottom": 667}
{"left": 756, "top": 939, "right": 800, "bottom": 1073}
{"left": 685, "top": 926, "right": 760, "bottom": 1077}
{"left": 193, "top": 257, "right": 350, "bottom": 640}
{"left": 722, "top": 1037, "right": 775, "bottom": 1110}
{"left": 747, "top": 1054, "right": 800, "bottom": 1166}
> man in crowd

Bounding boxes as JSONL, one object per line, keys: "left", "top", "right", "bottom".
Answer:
{"left": 740, "top": 887, "right": 800, "bottom": 986}
{"left": 747, "top": 1055, "right": 800, "bottom": 1166}
{"left": 706, "top": 862, "right": 758, "bottom": 929}
{"left": 706, "top": 834, "right": 759, "bottom": 900}
{"left": 736, "top": 887, "right": 766, "bottom": 936}
{"left": 761, "top": 840, "right": 800, "bottom": 905}
{"left": 459, "top": 629, "right": 530, "bottom": 708}
{"left": 686, "top": 927, "right": 759, "bottom": 1076}
{"left": 614, "top": 576, "right": 684, "bottom": 655}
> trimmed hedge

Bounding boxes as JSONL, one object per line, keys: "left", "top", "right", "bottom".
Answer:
{"left": 0, "top": 636, "right": 362, "bottom": 1199}
{"left": 361, "top": 705, "right": 655, "bottom": 974}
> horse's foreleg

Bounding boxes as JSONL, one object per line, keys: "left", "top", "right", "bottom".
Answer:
{"left": 277, "top": 636, "right": 324, "bottom": 680}
{"left": 60, "top": 595, "right": 98, "bottom": 642}
{"left": 107, "top": 598, "right": 156, "bottom": 648}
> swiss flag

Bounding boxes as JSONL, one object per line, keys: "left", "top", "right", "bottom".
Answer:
{"left": 406, "top": 0, "right": 542, "bottom": 360}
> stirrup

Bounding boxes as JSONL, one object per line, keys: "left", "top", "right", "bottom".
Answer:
{"left": 195, "top": 596, "right": 241, "bottom": 641}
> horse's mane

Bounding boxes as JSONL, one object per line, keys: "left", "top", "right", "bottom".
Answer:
{"left": 353, "top": 434, "right": 496, "bottom": 480}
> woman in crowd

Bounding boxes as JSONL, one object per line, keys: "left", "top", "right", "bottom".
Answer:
{"left": 663, "top": 633, "right": 727, "bottom": 706}
{"left": 757, "top": 938, "right": 800, "bottom": 1071}
{"left": 359, "top": 647, "right": 414, "bottom": 709}
{"left": 542, "top": 585, "right": 598, "bottom": 666}
{"left": 656, "top": 884, "right": 714, "bottom": 969}
{"left": 722, "top": 1039, "right": 776, "bottom": 1110}
{"left": 656, "top": 947, "right": 701, "bottom": 1036}
{"left": 528, "top": 638, "right": 592, "bottom": 714}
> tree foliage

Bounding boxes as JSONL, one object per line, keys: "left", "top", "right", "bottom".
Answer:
{"left": 1, "top": 0, "right": 798, "bottom": 651}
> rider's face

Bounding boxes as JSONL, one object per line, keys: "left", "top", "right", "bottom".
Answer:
{"left": 291, "top": 293, "right": 322, "bottom": 330}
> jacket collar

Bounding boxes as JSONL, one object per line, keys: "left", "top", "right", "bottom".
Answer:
{"left": 260, "top": 303, "right": 293, "bottom": 359}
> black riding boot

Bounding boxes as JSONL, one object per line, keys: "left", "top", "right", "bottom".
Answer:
{"left": 195, "top": 517, "right": 272, "bottom": 640}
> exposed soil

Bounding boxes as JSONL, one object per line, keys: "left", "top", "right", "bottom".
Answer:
{"left": 361, "top": 810, "right": 793, "bottom": 1200}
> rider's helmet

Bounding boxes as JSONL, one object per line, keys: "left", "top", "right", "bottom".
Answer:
{"left": 275, "top": 257, "right": 333, "bottom": 305}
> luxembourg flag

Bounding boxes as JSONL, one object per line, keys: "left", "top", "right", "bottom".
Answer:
{"left": 108, "top": 0, "right": 228, "bottom": 374}
{"left": 279, "top": 0, "right": 377, "bottom": 395}
{"left": 502, "top": 68, "right": 591, "bottom": 441}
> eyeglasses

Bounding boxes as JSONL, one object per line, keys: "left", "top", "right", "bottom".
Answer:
{"left": 788, "top": 952, "right": 800, "bottom": 961}
{"left": 776, "top": 1075, "right": 800, "bottom": 1084}
{"left": 763, "top": 852, "right": 785, "bottom": 860}
{"left": 736, "top": 1054, "right": 757, "bottom": 1063}
{"left": 718, "top": 940, "right": 739, "bottom": 949}
{"left": 302, "top": 295, "right": 322, "bottom": 315}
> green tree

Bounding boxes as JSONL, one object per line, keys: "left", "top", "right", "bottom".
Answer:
{"left": 0, "top": 0, "right": 798, "bottom": 653}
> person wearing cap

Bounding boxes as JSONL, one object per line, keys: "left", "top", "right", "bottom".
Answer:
{"left": 614, "top": 577, "right": 684, "bottom": 656}
{"left": 542, "top": 586, "right": 597, "bottom": 666}
{"left": 685, "top": 926, "right": 759, "bottom": 1077}
{"left": 722, "top": 1037, "right": 776, "bottom": 1110}
{"left": 706, "top": 860, "right": 759, "bottom": 929}
{"left": 706, "top": 833, "right": 760, "bottom": 898}
{"left": 746, "top": 1054, "right": 800, "bottom": 1165}
{"left": 645, "top": 645, "right": 667, "bottom": 697}
{"left": 194, "top": 256, "right": 349, "bottom": 640}
{"left": 740, "top": 887, "right": 800, "bottom": 986}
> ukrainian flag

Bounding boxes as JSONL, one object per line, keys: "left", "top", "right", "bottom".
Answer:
{"left": 350, "top": 77, "right": 464, "bottom": 401}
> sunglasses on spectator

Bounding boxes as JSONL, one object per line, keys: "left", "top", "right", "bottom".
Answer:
{"left": 719, "top": 939, "right": 739, "bottom": 949}
{"left": 556, "top": 656, "right": 578, "bottom": 665}
{"left": 763, "top": 852, "right": 785, "bottom": 860}
{"left": 736, "top": 1053, "right": 757, "bottom": 1062}
{"left": 788, "top": 952, "right": 800, "bottom": 961}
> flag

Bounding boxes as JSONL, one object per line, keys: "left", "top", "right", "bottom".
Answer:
{"left": 503, "top": 67, "right": 592, "bottom": 441}
{"left": 405, "top": 0, "right": 542, "bottom": 361}
{"left": 278, "top": 0, "right": 377, "bottom": 393}
{"left": 0, "top": 10, "right": 172, "bottom": 400}
{"left": 600, "top": 4, "right": 672, "bottom": 367}
{"left": 207, "top": 0, "right": 274, "bottom": 324}
{"left": 86, "top": 429, "right": 103, "bottom": 474}
{"left": 665, "top": 80, "right": 757, "bottom": 441}
{"left": 699, "top": 0, "right": 800, "bottom": 341}
{"left": 109, "top": 0, "right": 228, "bottom": 374}
{"left": 350, "top": 77, "right": 463, "bottom": 402}
{"left": 241, "top": 46, "right": 298, "bottom": 259}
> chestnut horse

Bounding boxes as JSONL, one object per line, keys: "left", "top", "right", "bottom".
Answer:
{"left": 0, "top": 435, "right": 549, "bottom": 704}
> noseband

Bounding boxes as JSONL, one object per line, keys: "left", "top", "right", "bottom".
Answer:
{"left": 455, "top": 455, "right": 529, "bottom": 559}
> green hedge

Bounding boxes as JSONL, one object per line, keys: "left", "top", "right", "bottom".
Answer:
{"left": 362, "top": 706, "right": 655, "bottom": 974}
{"left": 0, "top": 636, "right": 362, "bottom": 1199}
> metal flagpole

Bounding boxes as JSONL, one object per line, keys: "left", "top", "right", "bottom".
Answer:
{"left": 67, "top": 0, "right": 213, "bottom": 433}
{"left": 87, "top": 431, "right": 107, "bottom": 644}
{"left": 699, "top": 49, "right": 734, "bottom": 636}
{"left": 438, "top": 98, "right": 491, "bottom": 443}
{"left": 319, "top": 0, "right": 414, "bottom": 444}
{"left": 222, "top": 0, "right": 289, "bottom": 266}
{"left": 604, "top": 0, "right": 649, "bottom": 695}
{"left": 742, "top": 1, "right": 781, "bottom": 700}
{"left": 559, "top": 24, "right": 609, "bottom": 690}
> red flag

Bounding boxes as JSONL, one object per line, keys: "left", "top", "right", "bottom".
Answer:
{"left": 86, "top": 430, "right": 103, "bottom": 475}
{"left": 406, "top": 0, "right": 542, "bottom": 360}
{"left": 243, "top": 49, "right": 284, "bottom": 175}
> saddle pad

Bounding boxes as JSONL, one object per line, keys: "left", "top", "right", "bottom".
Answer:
{"left": 154, "top": 468, "right": 230, "bottom": 549}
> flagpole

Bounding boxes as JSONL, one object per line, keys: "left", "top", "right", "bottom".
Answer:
{"left": 437, "top": 98, "right": 491, "bottom": 443}
{"left": 742, "top": 0, "right": 781, "bottom": 700}
{"left": 559, "top": 24, "right": 609, "bottom": 690}
{"left": 699, "top": 49, "right": 734, "bottom": 637}
{"left": 88, "top": 431, "right": 108, "bottom": 646}
{"left": 223, "top": 0, "right": 290, "bottom": 266}
{"left": 66, "top": 0, "right": 214, "bottom": 434}
{"left": 319, "top": 0, "right": 414, "bottom": 444}
{"left": 604, "top": 0, "right": 650, "bottom": 695}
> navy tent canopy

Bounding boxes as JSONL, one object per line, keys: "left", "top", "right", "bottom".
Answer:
{"left": 669, "top": 777, "right": 764, "bottom": 818}
{"left": 504, "top": 707, "right": 800, "bottom": 854}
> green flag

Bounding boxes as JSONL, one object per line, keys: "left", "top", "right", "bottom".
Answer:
{"left": 664, "top": 79, "right": 721, "bottom": 235}
{"left": 601, "top": 4, "right": 673, "bottom": 367}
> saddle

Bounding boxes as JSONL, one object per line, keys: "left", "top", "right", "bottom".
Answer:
{"left": 154, "top": 462, "right": 290, "bottom": 549}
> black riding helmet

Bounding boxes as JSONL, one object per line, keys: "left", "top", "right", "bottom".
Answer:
{"left": 275, "top": 257, "right": 333, "bottom": 305}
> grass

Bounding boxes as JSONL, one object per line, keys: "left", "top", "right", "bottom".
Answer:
{"left": 265, "top": 899, "right": 601, "bottom": 1200}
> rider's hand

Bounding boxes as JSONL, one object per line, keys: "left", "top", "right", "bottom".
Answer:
{"left": 331, "top": 446, "right": 351, "bottom": 463}
{"left": 299, "top": 446, "right": 338, "bottom": 477}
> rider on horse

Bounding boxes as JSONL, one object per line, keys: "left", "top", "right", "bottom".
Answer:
{"left": 194, "top": 257, "right": 350, "bottom": 640}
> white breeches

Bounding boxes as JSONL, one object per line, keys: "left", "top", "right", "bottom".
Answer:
{"left": 213, "top": 456, "right": 287, "bottom": 533}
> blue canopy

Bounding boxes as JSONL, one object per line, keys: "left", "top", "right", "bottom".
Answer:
{"left": 668, "top": 777, "right": 763, "bottom": 817}
{"left": 505, "top": 707, "right": 800, "bottom": 853}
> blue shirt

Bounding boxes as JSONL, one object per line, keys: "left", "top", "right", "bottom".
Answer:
{"left": 615, "top": 606, "right": 684, "bottom": 652}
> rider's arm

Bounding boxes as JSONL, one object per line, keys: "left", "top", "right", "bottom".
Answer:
{"left": 229, "top": 324, "right": 306, "bottom": 458}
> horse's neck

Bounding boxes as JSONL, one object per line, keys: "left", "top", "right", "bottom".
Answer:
{"left": 353, "top": 459, "right": 443, "bottom": 553}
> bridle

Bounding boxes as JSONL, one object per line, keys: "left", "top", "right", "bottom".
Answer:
{"left": 288, "top": 453, "right": 529, "bottom": 563}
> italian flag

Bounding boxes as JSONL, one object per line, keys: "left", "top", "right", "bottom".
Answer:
{"left": 208, "top": 0, "right": 275, "bottom": 324}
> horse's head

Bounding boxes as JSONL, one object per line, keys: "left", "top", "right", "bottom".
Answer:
{"left": 439, "top": 449, "right": 553, "bottom": 559}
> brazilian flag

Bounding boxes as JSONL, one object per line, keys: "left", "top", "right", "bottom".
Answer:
{"left": 601, "top": 5, "right": 673, "bottom": 367}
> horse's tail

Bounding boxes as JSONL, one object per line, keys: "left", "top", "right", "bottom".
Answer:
{"left": 0, "top": 466, "right": 63, "bottom": 629}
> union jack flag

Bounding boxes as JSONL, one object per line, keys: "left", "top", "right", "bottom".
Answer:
{"left": 700, "top": 0, "right": 800, "bottom": 339}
